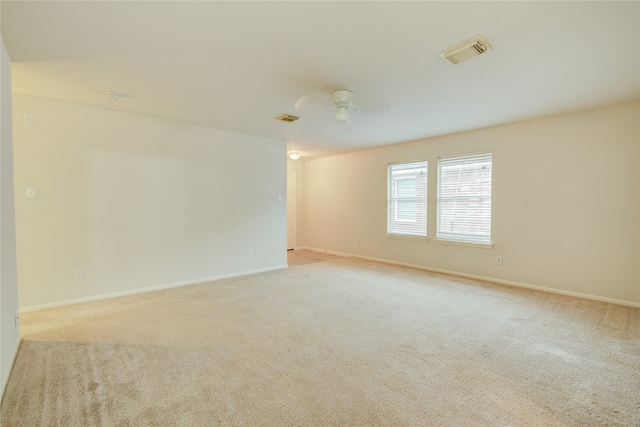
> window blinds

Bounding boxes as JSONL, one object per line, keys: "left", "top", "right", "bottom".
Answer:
{"left": 437, "top": 152, "right": 492, "bottom": 244}
{"left": 387, "top": 161, "right": 427, "bottom": 237}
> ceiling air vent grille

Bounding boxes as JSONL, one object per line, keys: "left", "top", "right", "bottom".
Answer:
{"left": 275, "top": 114, "right": 300, "bottom": 123}
{"left": 439, "top": 36, "right": 492, "bottom": 65}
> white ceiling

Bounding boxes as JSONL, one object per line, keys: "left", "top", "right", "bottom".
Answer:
{"left": 2, "top": 1, "right": 639, "bottom": 159}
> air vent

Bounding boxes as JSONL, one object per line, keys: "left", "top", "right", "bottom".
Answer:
{"left": 275, "top": 114, "right": 300, "bottom": 123}
{"left": 439, "top": 36, "right": 492, "bottom": 65}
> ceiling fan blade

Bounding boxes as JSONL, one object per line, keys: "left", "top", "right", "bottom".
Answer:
{"left": 294, "top": 88, "right": 391, "bottom": 126}
{"left": 349, "top": 104, "right": 361, "bottom": 114}
{"left": 294, "top": 91, "right": 333, "bottom": 113}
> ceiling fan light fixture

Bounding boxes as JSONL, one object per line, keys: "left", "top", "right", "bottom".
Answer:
{"left": 288, "top": 152, "right": 301, "bottom": 160}
{"left": 334, "top": 107, "right": 350, "bottom": 125}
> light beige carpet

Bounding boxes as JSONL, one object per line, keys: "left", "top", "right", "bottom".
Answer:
{"left": 286, "top": 249, "right": 343, "bottom": 266}
{"left": 2, "top": 254, "right": 639, "bottom": 426}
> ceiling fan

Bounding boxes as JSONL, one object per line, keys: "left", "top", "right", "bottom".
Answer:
{"left": 330, "top": 89, "right": 361, "bottom": 125}
{"left": 295, "top": 88, "right": 369, "bottom": 125}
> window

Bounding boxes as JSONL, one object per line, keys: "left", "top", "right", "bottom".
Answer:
{"left": 437, "top": 152, "right": 492, "bottom": 245}
{"left": 387, "top": 161, "right": 427, "bottom": 237}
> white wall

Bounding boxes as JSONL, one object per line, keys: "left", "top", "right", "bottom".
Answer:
{"left": 13, "top": 94, "right": 287, "bottom": 310}
{"left": 303, "top": 102, "right": 640, "bottom": 305}
{"left": 1, "top": 37, "right": 20, "bottom": 402}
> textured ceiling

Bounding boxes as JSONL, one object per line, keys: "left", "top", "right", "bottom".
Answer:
{"left": 2, "top": 1, "right": 639, "bottom": 159}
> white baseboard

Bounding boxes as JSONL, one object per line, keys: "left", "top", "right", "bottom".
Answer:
{"left": 20, "top": 264, "right": 288, "bottom": 313}
{"left": 298, "top": 246, "right": 640, "bottom": 308}
{"left": 1, "top": 337, "right": 21, "bottom": 405}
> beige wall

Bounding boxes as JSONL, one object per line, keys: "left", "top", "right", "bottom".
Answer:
{"left": 287, "top": 158, "right": 305, "bottom": 248}
{"left": 13, "top": 94, "right": 287, "bottom": 310}
{"left": 302, "top": 101, "right": 640, "bottom": 304}
{"left": 1, "top": 37, "right": 20, "bottom": 402}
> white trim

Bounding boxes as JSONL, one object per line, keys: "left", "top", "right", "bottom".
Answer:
{"left": 386, "top": 234, "right": 429, "bottom": 243}
{"left": 387, "top": 158, "right": 430, "bottom": 167}
{"left": 299, "top": 246, "right": 640, "bottom": 308}
{"left": 0, "top": 338, "right": 20, "bottom": 405}
{"left": 437, "top": 150, "right": 492, "bottom": 161}
{"left": 433, "top": 239, "right": 493, "bottom": 249}
{"left": 19, "top": 265, "right": 288, "bottom": 313}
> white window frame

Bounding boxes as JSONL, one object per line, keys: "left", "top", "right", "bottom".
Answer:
{"left": 436, "top": 152, "right": 492, "bottom": 246}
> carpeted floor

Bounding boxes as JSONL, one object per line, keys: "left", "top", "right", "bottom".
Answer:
{"left": 286, "top": 249, "right": 343, "bottom": 266}
{"left": 2, "top": 252, "right": 639, "bottom": 426}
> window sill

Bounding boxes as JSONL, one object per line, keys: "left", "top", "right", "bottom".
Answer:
{"left": 386, "top": 234, "right": 429, "bottom": 243}
{"left": 433, "top": 239, "right": 493, "bottom": 249}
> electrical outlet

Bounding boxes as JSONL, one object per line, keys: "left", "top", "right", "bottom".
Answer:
{"left": 26, "top": 187, "right": 37, "bottom": 198}
{"left": 496, "top": 256, "right": 503, "bottom": 265}
{"left": 356, "top": 239, "right": 360, "bottom": 246}
{"left": 255, "top": 249, "right": 261, "bottom": 257}
{"left": 74, "top": 268, "right": 83, "bottom": 279}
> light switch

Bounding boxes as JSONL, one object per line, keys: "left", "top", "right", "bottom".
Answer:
{"left": 277, "top": 194, "right": 282, "bottom": 202}
{"left": 26, "top": 187, "right": 37, "bottom": 198}
{"left": 24, "top": 114, "right": 35, "bottom": 126}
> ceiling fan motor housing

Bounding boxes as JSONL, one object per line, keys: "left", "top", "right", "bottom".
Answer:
{"left": 332, "top": 89, "right": 354, "bottom": 108}
{"left": 332, "top": 89, "right": 354, "bottom": 124}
